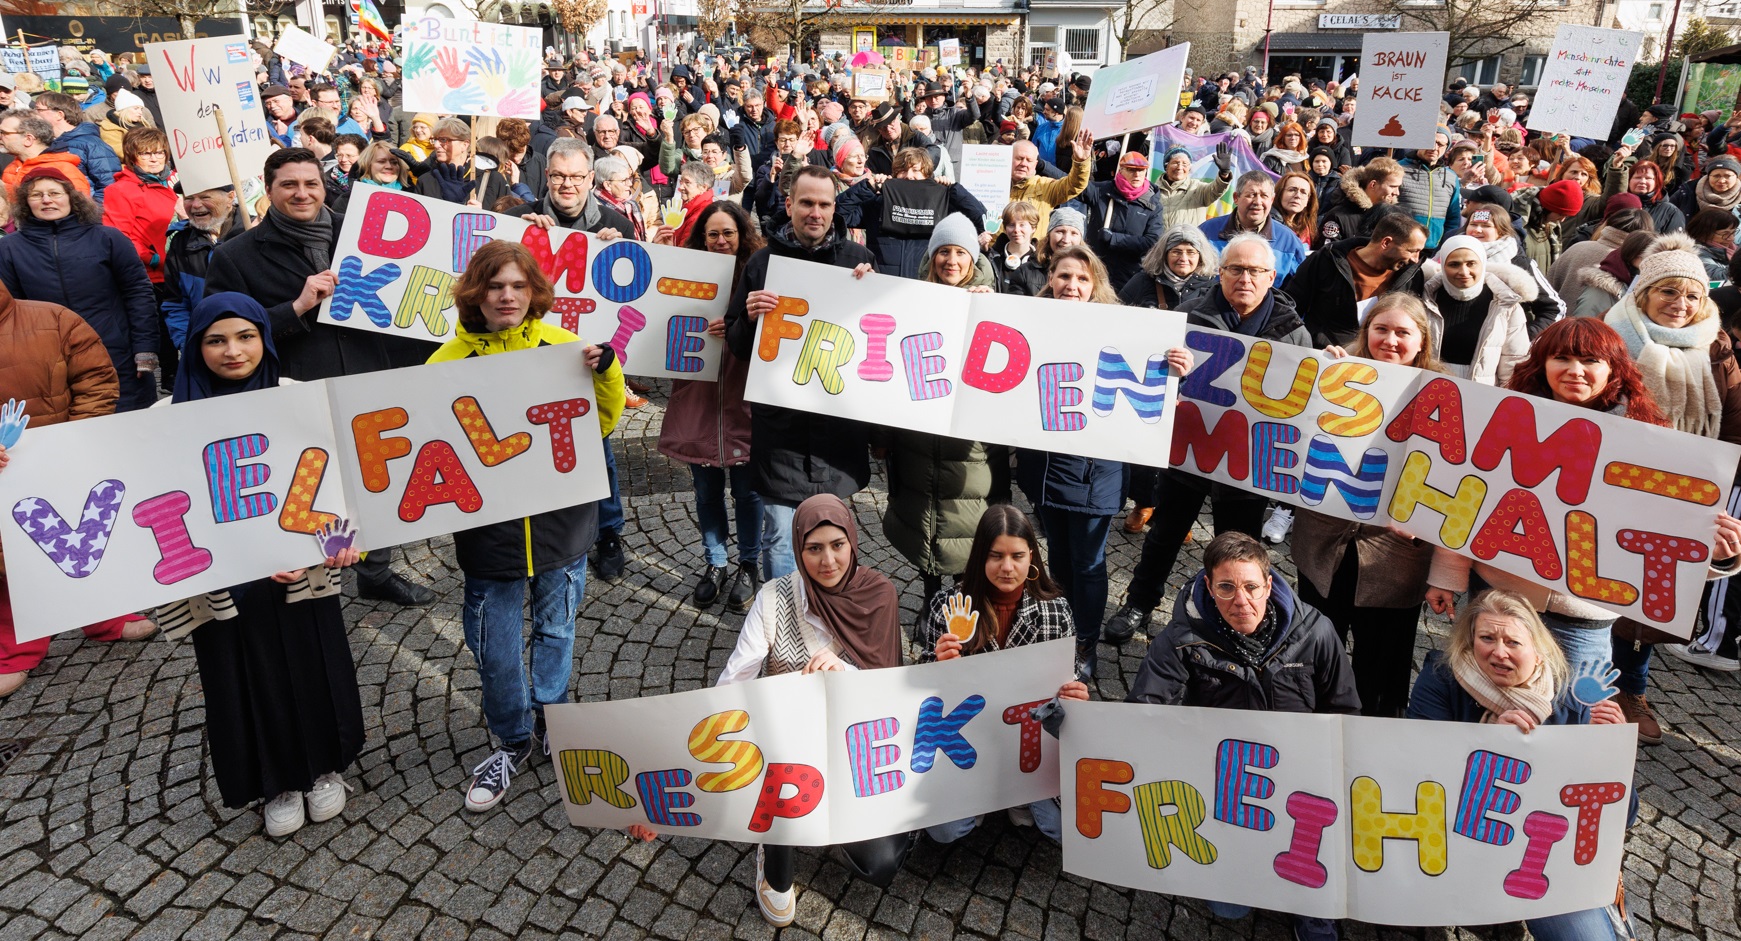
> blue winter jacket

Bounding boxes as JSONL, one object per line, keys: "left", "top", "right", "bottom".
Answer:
{"left": 1198, "top": 214, "right": 1309, "bottom": 282}
{"left": 48, "top": 123, "right": 121, "bottom": 204}
{"left": 1406, "top": 650, "right": 1592, "bottom": 726}
{"left": 1015, "top": 448, "right": 1124, "bottom": 516}
{"left": 0, "top": 215, "right": 158, "bottom": 367}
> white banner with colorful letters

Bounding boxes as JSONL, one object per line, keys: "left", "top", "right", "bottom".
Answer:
{"left": 319, "top": 188, "right": 735, "bottom": 380}
{"left": 1062, "top": 702, "right": 1635, "bottom": 925}
{"left": 0, "top": 345, "right": 609, "bottom": 640}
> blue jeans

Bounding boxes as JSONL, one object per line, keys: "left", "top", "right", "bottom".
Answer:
{"left": 460, "top": 556, "right": 588, "bottom": 747}
{"left": 692, "top": 465, "right": 762, "bottom": 568}
{"left": 1525, "top": 907, "right": 1618, "bottom": 941}
{"left": 1037, "top": 507, "right": 1114, "bottom": 652}
{"left": 1542, "top": 614, "right": 1617, "bottom": 678}
{"left": 925, "top": 798, "right": 1062, "bottom": 844}
{"left": 598, "top": 433, "right": 624, "bottom": 536}
{"left": 1611, "top": 635, "right": 1652, "bottom": 696}
{"left": 1207, "top": 901, "right": 1338, "bottom": 940}
{"left": 760, "top": 498, "right": 798, "bottom": 580}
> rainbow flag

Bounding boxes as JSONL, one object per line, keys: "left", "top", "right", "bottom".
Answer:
{"left": 357, "top": 0, "right": 392, "bottom": 43}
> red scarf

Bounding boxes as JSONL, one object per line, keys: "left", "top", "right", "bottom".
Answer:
{"left": 672, "top": 188, "right": 716, "bottom": 247}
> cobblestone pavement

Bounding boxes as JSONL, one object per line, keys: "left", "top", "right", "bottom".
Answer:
{"left": 3, "top": 385, "right": 1740, "bottom": 941}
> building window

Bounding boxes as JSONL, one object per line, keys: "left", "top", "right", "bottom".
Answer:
{"left": 1030, "top": 25, "right": 1057, "bottom": 44}
{"left": 1064, "top": 27, "right": 1100, "bottom": 61}
{"left": 1456, "top": 55, "right": 1503, "bottom": 86}
{"left": 1648, "top": 2, "right": 1664, "bottom": 16}
{"left": 1519, "top": 54, "right": 1547, "bottom": 86}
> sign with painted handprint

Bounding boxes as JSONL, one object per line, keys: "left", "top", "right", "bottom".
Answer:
{"left": 398, "top": 17, "right": 542, "bottom": 119}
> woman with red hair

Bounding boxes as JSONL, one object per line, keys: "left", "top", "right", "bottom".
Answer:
{"left": 1426, "top": 318, "right": 1741, "bottom": 741}
{"left": 1603, "top": 146, "right": 1687, "bottom": 234}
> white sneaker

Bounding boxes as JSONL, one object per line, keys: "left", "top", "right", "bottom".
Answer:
{"left": 264, "top": 790, "right": 306, "bottom": 837}
{"left": 465, "top": 741, "right": 532, "bottom": 813}
{"left": 1007, "top": 804, "right": 1035, "bottom": 828}
{"left": 306, "top": 773, "right": 354, "bottom": 823}
{"left": 1659, "top": 643, "right": 1741, "bottom": 673}
{"left": 1263, "top": 507, "right": 1294, "bottom": 544}
{"left": 755, "top": 846, "right": 796, "bottom": 928}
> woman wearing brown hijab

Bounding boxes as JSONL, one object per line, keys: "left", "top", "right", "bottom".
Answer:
{"left": 714, "top": 493, "right": 911, "bottom": 927}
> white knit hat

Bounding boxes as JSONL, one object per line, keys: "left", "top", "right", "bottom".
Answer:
{"left": 1629, "top": 233, "right": 1709, "bottom": 298}
{"left": 114, "top": 89, "right": 145, "bottom": 112}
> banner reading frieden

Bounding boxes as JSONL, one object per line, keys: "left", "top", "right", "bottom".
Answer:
{"left": 745, "top": 257, "right": 1189, "bottom": 462}
{"left": 544, "top": 639, "right": 1075, "bottom": 844}
{"left": 319, "top": 188, "right": 735, "bottom": 381}
{"left": 1062, "top": 702, "right": 1636, "bottom": 925}
{"left": 0, "top": 345, "right": 609, "bottom": 641}
{"left": 1173, "top": 326, "right": 1741, "bottom": 636}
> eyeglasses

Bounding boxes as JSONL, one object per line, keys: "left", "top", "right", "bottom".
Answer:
{"left": 1210, "top": 580, "right": 1270, "bottom": 601}
{"left": 549, "top": 172, "right": 591, "bottom": 185}
{"left": 432, "top": 137, "right": 463, "bottom": 145}
{"left": 1222, "top": 265, "right": 1274, "bottom": 281}
{"left": 1651, "top": 286, "right": 1706, "bottom": 307}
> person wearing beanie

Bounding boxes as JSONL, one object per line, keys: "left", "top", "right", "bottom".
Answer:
{"left": 1670, "top": 153, "right": 1741, "bottom": 222}
{"left": 98, "top": 88, "right": 152, "bottom": 157}
{"left": 1600, "top": 230, "right": 1741, "bottom": 738}
{"left": 923, "top": 212, "right": 984, "bottom": 281}
{"left": 1041, "top": 205, "right": 1086, "bottom": 264}
{"left": 1420, "top": 232, "right": 1531, "bottom": 385}
{"left": 1155, "top": 141, "right": 1232, "bottom": 229}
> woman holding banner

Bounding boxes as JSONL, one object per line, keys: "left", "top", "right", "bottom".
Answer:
{"left": 709, "top": 494, "right": 913, "bottom": 929}
{"left": 1406, "top": 589, "right": 1628, "bottom": 941}
{"left": 158, "top": 293, "right": 365, "bottom": 838}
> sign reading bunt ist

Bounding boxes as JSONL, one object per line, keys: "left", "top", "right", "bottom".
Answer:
{"left": 320, "top": 188, "right": 735, "bottom": 381}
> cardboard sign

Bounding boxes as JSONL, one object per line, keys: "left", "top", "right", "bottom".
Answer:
{"left": 319, "top": 188, "right": 734, "bottom": 380}
{"left": 852, "top": 67, "right": 891, "bottom": 102}
{"left": 399, "top": 17, "right": 543, "bottom": 118}
{"left": 746, "top": 258, "right": 1187, "bottom": 462}
{"left": 0, "top": 345, "right": 610, "bottom": 640}
{"left": 144, "top": 38, "right": 274, "bottom": 207}
{"left": 938, "top": 38, "right": 961, "bottom": 67}
{"left": 1063, "top": 702, "right": 1635, "bottom": 925}
{"left": 274, "top": 24, "right": 336, "bottom": 71}
{"left": 546, "top": 639, "right": 1075, "bottom": 842}
{"left": 0, "top": 45, "right": 62, "bottom": 78}
{"left": 1526, "top": 26, "right": 1643, "bottom": 140}
{"left": 1352, "top": 32, "right": 1449, "bottom": 149}
{"left": 957, "top": 144, "right": 1015, "bottom": 217}
{"left": 1081, "top": 44, "right": 1190, "bottom": 140}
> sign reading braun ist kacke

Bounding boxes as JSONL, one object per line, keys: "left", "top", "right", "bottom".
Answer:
{"left": 746, "top": 256, "right": 1741, "bottom": 636}
{"left": 1352, "top": 32, "right": 1450, "bottom": 150}
{"left": 320, "top": 188, "right": 735, "bottom": 381}
{"left": 0, "top": 346, "right": 610, "bottom": 640}
{"left": 1527, "top": 26, "right": 1644, "bottom": 141}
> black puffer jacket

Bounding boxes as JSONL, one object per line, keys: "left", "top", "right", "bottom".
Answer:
{"left": 1283, "top": 236, "right": 1425, "bottom": 348}
{"left": 725, "top": 223, "right": 878, "bottom": 503}
{"left": 1127, "top": 573, "right": 1361, "bottom": 714}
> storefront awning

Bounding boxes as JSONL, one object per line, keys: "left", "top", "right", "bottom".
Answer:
{"left": 1258, "top": 32, "right": 1367, "bottom": 53}
{"left": 851, "top": 12, "right": 1019, "bottom": 25}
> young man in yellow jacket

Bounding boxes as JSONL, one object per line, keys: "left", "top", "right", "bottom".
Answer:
{"left": 427, "top": 239, "right": 626, "bottom": 813}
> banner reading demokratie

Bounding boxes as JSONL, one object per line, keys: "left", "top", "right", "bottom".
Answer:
{"left": 319, "top": 188, "right": 736, "bottom": 381}
{"left": 1062, "top": 701, "right": 1636, "bottom": 925}
{"left": 0, "top": 345, "right": 610, "bottom": 641}
{"left": 745, "top": 256, "right": 1741, "bottom": 635}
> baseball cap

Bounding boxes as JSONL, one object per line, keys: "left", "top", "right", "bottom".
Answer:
{"left": 561, "top": 95, "right": 588, "bottom": 112}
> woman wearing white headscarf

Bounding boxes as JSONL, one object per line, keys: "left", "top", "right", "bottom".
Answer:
{"left": 1419, "top": 233, "right": 1531, "bottom": 385}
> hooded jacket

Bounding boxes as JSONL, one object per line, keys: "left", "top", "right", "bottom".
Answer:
{"left": 1396, "top": 157, "right": 1462, "bottom": 250}
{"left": 1069, "top": 178, "right": 1167, "bottom": 289}
{"left": 1117, "top": 224, "right": 1219, "bottom": 310}
{"left": 1546, "top": 224, "right": 1628, "bottom": 300}
{"left": 1283, "top": 236, "right": 1426, "bottom": 348}
{"left": 427, "top": 318, "right": 625, "bottom": 580}
{"left": 1127, "top": 572, "right": 1361, "bottom": 714}
{"left": 1154, "top": 171, "right": 1229, "bottom": 228}
{"left": 0, "top": 214, "right": 157, "bottom": 370}
{"left": 724, "top": 222, "right": 878, "bottom": 503}
{"left": 1572, "top": 255, "right": 1632, "bottom": 319}
{"left": 1316, "top": 175, "right": 1391, "bottom": 245}
{"left": 1420, "top": 259, "right": 1535, "bottom": 386}
{"left": 47, "top": 122, "right": 120, "bottom": 203}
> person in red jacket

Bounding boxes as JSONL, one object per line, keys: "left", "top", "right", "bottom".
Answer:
{"left": 102, "top": 126, "right": 180, "bottom": 388}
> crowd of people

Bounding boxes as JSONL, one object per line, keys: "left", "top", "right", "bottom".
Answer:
{"left": 0, "top": 35, "right": 1738, "bottom": 941}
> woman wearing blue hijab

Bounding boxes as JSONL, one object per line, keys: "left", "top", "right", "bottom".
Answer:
{"left": 165, "top": 292, "right": 366, "bottom": 839}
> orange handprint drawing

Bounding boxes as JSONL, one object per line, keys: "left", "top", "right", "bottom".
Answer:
{"left": 945, "top": 592, "right": 978, "bottom": 643}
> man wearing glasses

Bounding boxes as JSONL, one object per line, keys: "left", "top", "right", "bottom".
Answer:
{"left": 0, "top": 109, "right": 89, "bottom": 198}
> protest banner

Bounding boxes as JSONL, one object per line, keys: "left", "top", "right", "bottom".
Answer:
{"left": 1148, "top": 125, "right": 1268, "bottom": 218}
{"left": 545, "top": 639, "right": 1075, "bottom": 843}
{"left": 1062, "top": 702, "right": 1635, "bottom": 925}
{"left": 1351, "top": 32, "right": 1449, "bottom": 149}
{"left": 852, "top": 67, "right": 891, "bottom": 102}
{"left": 957, "top": 144, "right": 1014, "bottom": 217}
{"left": 319, "top": 187, "right": 734, "bottom": 380}
{"left": 0, "top": 344, "right": 610, "bottom": 641}
{"left": 938, "top": 38, "right": 961, "bottom": 67}
{"left": 0, "top": 45, "right": 62, "bottom": 79}
{"left": 145, "top": 36, "right": 275, "bottom": 206}
{"left": 745, "top": 258, "right": 1188, "bottom": 461}
{"left": 1526, "top": 26, "right": 1643, "bottom": 140}
{"left": 273, "top": 23, "right": 336, "bottom": 72}
{"left": 1080, "top": 44, "right": 1191, "bottom": 140}
{"left": 399, "top": 17, "right": 542, "bottom": 119}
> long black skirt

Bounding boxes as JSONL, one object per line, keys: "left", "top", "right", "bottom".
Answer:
{"left": 191, "top": 582, "right": 364, "bottom": 809}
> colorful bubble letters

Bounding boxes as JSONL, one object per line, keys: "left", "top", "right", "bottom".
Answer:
{"left": 320, "top": 188, "right": 735, "bottom": 380}
{"left": 0, "top": 344, "right": 609, "bottom": 642}
{"left": 1061, "top": 702, "right": 1637, "bottom": 926}
{"left": 543, "top": 638, "right": 1076, "bottom": 846}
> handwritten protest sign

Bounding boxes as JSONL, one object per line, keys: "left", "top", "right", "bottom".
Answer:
{"left": 545, "top": 639, "right": 1075, "bottom": 843}
{"left": 1080, "top": 44, "right": 1190, "bottom": 140}
{"left": 957, "top": 144, "right": 1014, "bottom": 216}
{"left": 274, "top": 23, "right": 336, "bottom": 71}
{"left": 1352, "top": 32, "right": 1449, "bottom": 149}
{"left": 938, "top": 38, "right": 961, "bottom": 67}
{"left": 1526, "top": 26, "right": 1643, "bottom": 140}
{"left": 0, "top": 345, "right": 609, "bottom": 640}
{"left": 746, "top": 259, "right": 1188, "bottom": 460}
{"left": 0, "top": 45, "right": 61, "bottom": 79}
{"left": 320, "top": 188, "right": 733, "bottom": 380}
{"left": 399, "top": 17, "right": 542, "bottom": 118}
{"left": 852, "top": 67, "right": 891, "bottom": 102}
{"left": 145, "top": 37, "right": 275, "bottom": 206}
{"left": 1063, "top": 702, "right": 1635, "bottom": 924}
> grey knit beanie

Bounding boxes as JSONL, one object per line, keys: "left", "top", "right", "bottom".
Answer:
{"left": 926, "top": 213, "right": 982, "bottom": 264}
{"left": 1048, "top": 206, "right": 1086, "bottom": 235}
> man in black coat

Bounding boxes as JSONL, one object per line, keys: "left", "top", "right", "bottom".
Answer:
{"left": 1282, "top": 213, "right": 1427, "bottom": 348}
{"left": 724, "top": 165, "right": 876, "bottom": 586}
{"left": 504, "top": 138, "right": 633, "bottom": 235}
{"left": 204, "top": 148, "right": 438, "bottom": 606}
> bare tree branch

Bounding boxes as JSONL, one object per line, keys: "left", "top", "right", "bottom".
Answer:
{"left": 737, "top": 0, "right": 888, "bottom": 58}
{"left": 1110, "top": 0, "right": 1173, "bottom": 61}
{"left": 1381, "top": 0, "right": 1561, "bottom": 68}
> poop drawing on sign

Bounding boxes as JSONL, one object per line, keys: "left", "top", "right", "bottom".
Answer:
{"left": 1377, "top": 115, "right": 1407, "bottom": 137}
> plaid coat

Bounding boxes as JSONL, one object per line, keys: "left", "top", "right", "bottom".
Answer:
{"left": 917, "top": 586, "right": 1075, "bottom": 663}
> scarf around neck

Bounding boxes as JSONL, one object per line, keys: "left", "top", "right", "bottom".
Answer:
{"left": 791, "top": 494, "right": 902, "bottom": 671}
{"left": 1697, "top": 174, "right": 1741, "bottom": 214}
{"left": 1114, "top": 173, "right": 1149, "bottom": 201}
{"left": 1605, "top": 290, "right": 1723, "bottom": 437}
{"left": 1213, "top": 284, "right": 1276, "bottom": 337}
{"left": 1448, "top": 647, "right": 1556, "bottom": 725}
{"left": 267, "top": 206, "right": 333, "bottom": 271}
